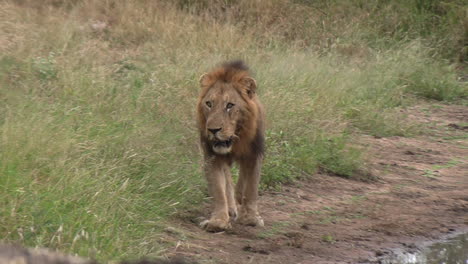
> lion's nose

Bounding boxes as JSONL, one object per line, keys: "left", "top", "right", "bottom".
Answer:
{"left": 208, "top": 128, "right": 222, "bottom": 135}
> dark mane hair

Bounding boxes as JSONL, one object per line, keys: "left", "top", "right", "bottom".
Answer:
{"left": 222, "top": 60, "right": 249, "bottom": 72}
{"left": 199, "top": 60, "right": 251, "bottom": 87}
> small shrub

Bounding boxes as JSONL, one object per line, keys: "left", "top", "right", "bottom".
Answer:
{"left": 262, "top": 132, "right": 365, "bottom": 188}
{"left": 32, "top": 52, "right": 57, "bottom": 81}
{"left": 345, "top": 107, "right": 420, "bottom": 137}
{"left": 400, "top": 67, "right": 467, "bottom": 101}
{"left": 311, "top": 135, "right": 362, "bottom": 179}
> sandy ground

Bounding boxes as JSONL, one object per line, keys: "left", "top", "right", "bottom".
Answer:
{"left": 163, "top": 103, "right": 468, "bottom": 264}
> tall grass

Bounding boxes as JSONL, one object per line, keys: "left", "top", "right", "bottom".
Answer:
{"left": 0, "top": 0, "right": 466, "bottom": 261}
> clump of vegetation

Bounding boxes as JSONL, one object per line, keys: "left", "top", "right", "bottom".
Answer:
{"left": 0, "top": 0, "right": 465, "bottom": 261}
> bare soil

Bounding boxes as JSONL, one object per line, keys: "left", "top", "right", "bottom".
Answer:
{"left": 164, "top": 103, "right": 468, "bottom": 264}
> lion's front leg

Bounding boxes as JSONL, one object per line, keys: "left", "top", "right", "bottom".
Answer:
{"left": 237, "top": 157, "right": 264, "bottom": 227}
{"left": 200, "top": 158, "right": 231, "bottom": 232}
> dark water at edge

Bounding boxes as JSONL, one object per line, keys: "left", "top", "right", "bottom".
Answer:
{"left": 380, "top": 233, "right": 468, "bottom": 264}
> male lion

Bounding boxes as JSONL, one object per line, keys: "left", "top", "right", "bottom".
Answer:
{"left": 196, "top": 60, "right": 265, "bottom": 232}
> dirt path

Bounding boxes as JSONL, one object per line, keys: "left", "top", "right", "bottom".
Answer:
{"left": 164, "top": 103, "right": 467, "bottom": 264}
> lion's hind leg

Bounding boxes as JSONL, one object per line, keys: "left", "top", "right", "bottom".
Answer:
{"left": 234, "top": 169, "right": 245, "bottom": 211}
{"left": 224, "top": 166, "right": 238, "bottom": 220}
{"left": 236, "top": 158, "right": 264, "bottom": 227}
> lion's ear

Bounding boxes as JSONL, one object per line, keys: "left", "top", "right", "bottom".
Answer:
{"left": 199, "top": 73, "right": 210, "bottom": 87}
{"left": 241, "top": 77, "right": 257, "bottom": 98}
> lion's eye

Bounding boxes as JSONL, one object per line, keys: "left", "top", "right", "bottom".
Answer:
{"left": 226, "top": 103, "right": 235, "bottom": 110}
{"left": 206, "top": 101, "right": 212, "bottom": 108}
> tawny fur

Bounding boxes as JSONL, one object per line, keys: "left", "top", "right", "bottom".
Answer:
{"left": 196, "top": 60, "right": 265, "bottom": 232}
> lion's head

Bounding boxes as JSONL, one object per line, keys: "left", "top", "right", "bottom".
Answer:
{"left": 197, "top": 61, "right": 263, "bottom": 156}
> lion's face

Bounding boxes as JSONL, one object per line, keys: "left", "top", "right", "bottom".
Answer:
{"left": 200, "top": 82, "right": 247, "bottom": 155}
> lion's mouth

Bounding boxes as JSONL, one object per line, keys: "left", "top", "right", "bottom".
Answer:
{"left": 211, "top": 138, "right": 234, "bottom": 154}
{"left": 213, "top": 139, "right": 233, "bottom": 148}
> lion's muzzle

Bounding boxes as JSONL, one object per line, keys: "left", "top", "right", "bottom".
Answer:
{"left": 213, "top": 138, "right": 233, "bottom": 148}
{"left": 210, "top": 136, "right": 234, "bottom": 155}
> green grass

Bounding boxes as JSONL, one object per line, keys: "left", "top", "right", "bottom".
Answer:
{"left": 257, "top": 221, "right": 292, "bottom": 239}
{"left": 321, "top": 234, "right": 336, "bottom": 244}
{"left": 421, "top": 158, "right": 462, "bottom": 178}
{"left": 0, "top": 0, "right": 466, "bottom": 261}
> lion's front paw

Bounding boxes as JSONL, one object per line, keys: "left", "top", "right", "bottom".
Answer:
{"left": 200, "top": 218, "right": 231, "bottom": 232}
{"left": 237, "top": 213, "right": 264, "bottom": 227}
{"left": 228, "top": 206, "right": 238, "bottom": 220}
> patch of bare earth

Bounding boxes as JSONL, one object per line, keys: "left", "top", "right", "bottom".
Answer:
{"left": 164, "top": 104, "right": 467, "bottom": 264}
